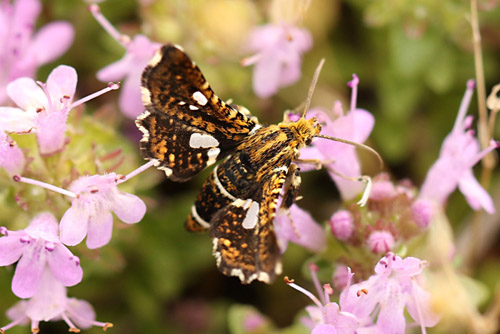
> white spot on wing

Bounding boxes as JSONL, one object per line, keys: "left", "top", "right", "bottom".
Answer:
{"left": 242, "top": 201, "right": 259, "bottom": 229}
{"left": 257, "top": 271, "right": 270, "bottom": 283}
{"left": 179, "top": 101, "right": 186, "bottom": 105}
{"left": 141, "top": 86, "right": 152, "bottom": 106}
{"left": 158, "top": 166, "right": 173, "bottom": 177}
{"left": 147, "top": 50, "right": 163, "bottom": 67}
{"left": 212, "top": 238, "right": 221, "bottom": 266}
{"left": 230, "top": 269, "right": 245, "bottom": 282}
{"left": 189, "top": 133, "right": 219, "bottom": 148}
{"left": 192, "top": 91, "right": 208, "bottom": 106}
{"left": 207, "top": 148, "right": 220, "bottom": 165}
{"left": 189, "top": 105, "right": 199, "bottom": 110}
{"left": 191, "top": 205, "right": 210, "bottom": 228}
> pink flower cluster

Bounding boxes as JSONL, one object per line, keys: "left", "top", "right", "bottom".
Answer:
{"left": 0, "top": 3, "right": 152, "bottom": 332}
{"left": 289, "top": 254, "right": 440, "bottom": 334}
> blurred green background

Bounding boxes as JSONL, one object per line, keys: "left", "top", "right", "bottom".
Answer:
{"left": 1, "top": 0, "right": 499, "bottom": 333}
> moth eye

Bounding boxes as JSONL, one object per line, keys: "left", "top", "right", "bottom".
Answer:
{"left": 305, "top": 138, "right": 312, "bottom": 146}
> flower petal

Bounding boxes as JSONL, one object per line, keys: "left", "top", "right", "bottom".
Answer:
{"left": 312, "top": 324, "right": 338, "bottom": 334}
{"left": 0, "top": 131, "right": 25, "bottom": 175}
{"left": 0, "top": 107, "right": 37, "bottom": 133}
{"left": 6, "top": 77, "right": 47, "bottom": 111}
{"left": 29, "top": 21, "right": 74, "bottom": 66}
{"left": 458, "top": 169, "right": 495, "bottom": 214}
{"left": 66, "top": 298, "right": 96, "bottom": 329}
{"left": 35, "top": 108, "right": 68, "bottom": 154}
{"left": 118, "top": 71, "right": 145, "bottom": 118}
{"left": 111, "top": 191, "right": 146, "bottom": 224}
{"left": 96, "top": 56, "right": 132, "bottom": 82}
{"left": 60, "top": 205, "right": 89, "bottom": 246}
{"left": 0, "top": 235, "right": 24, "bottom": 266}
{"left": 47, "top": 244, "right": 83, "bottom": 287}
{"left": 274, "top": 204, "right": 325, "bottom": 253}
{"left": 46, "top": 65, "right": 77, "bottom": 104}
{"left": 252, "top": 53, "right": 281, "bottom": 98}
{"left": 11, "top": 241, "right": 46, "bottom": 298}
{"left": 86, "top": 212, "right": 114, "bottom": 249}
{"left": 25, "top": 268, "right": 67, "bottom": 321}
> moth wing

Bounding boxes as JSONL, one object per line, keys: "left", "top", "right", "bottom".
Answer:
{"left": 210, "top": 166, "right": 289, "bottom": 284}
{"left": 136, "top": 44, "right": 259, "bottom": 181}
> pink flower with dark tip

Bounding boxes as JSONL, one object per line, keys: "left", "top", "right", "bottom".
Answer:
{"left": 0, "top": 0, "right": 74, "bottom": 104}
{"left": 0, "top": 213, "right": 83, "bottom": 298}
{"left": 60, "top": 173, "right": 147, "bottom": 249}
{"left": 242, "top": 23, "right": 312, "bottom": 98}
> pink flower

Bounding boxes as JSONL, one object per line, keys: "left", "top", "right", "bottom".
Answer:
{"left": 242, "top": 23, "right": 312, "bottom": 98}
{"left": 60, "top": 173, "right": 147, "bottom": 249}
{"left": 90, "top": 4, "right": 161, "bottom": 118}
{"left": 0, "top": 130, "right": 25, "bottom": 176}
{"left": 340, "top": 254, "right": 440, "bottom": 334}
{"left": 300, "top": 75, "right": 375, "bottom": 201}
{"left": 419, "top": 80, "right": 498, "bottom": 214}
{"left": 1, "top": 268, "right": 112, "bottom": 333}
{"left": 274, "top": 204, "right": 326, "bottom": 253}
{"left": 0, "top": 65, "right": 120, "bottom": 155}
{"left": 0, "top": 0, "right": 74, "bottom": 104}
{"left": 0, "top": 213, "right": 83, "bottom": 298}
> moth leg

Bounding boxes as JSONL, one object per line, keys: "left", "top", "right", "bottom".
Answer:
{"left": 281, "top": 164, "right": 301, "bottom": 210}
{"left": 293, "top": 158, "right": 327, "bottom": 170}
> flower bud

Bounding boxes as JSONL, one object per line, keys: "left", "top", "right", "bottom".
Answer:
{"left": 329, "top": 210, "right": 354, "bottom": 241}
{"left": 367, "top": 230, "right": 394, "bottom": 253}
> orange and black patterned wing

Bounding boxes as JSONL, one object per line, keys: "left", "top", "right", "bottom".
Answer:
{"left": 209, "top": 166, "right": 289, "bottom": 284}
{"left": 136, "top": 44, "right": 260, "bottom": 181}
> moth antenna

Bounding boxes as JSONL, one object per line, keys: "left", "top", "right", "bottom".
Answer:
{"left": 315, "top": 134, "right": 384, "bottom": 170}
{"left": 301, "top": 58, "right": 325, "bottom": 119}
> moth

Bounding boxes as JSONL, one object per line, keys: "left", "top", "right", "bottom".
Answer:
{"left": 136, "top": 44, "right": 369, "bottom": 284}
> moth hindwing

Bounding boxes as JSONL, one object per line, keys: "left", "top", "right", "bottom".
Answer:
{"left": 137, "top": 43, "right": 322, "bottom": 284}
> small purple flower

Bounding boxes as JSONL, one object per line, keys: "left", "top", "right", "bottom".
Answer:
{"left": 0, "top": 65, "right": 119, "bottom": 155}
{"left": 274, "top": 204, "right": 326, "bottom": 253}
{"left": 0, "top": 130, "right": 25, "bottom": 176}
{"left": 90, "top": 4, "right": 161, "bottom": 118}
{"left": 300, "top": 75, "right": 375, "bottom": 201}
{"left": 329, "top": 210, "right": 354, "bottom": 241}
{"left": 339, "top": 253, "right": 440, "bottom": 334}
{"left": 0, "top": 0, "right": 74, "bottom": 104}
{"left": 286, "top": 265, "right": 359, "bottom": 334}
{"left": 419, "top": 80, "right": 498, "bottom": 214}
{"left": 1, "top": 268, "right": 112, "bottom": 333}
{"left": 242, "top": 23, "right": 312, "bottom": 98}
{"left": 0, "top": 212, "right": 83, "bottom": 298}
{"left": 60, "top": 173, "right": 147, "bottom": 249}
